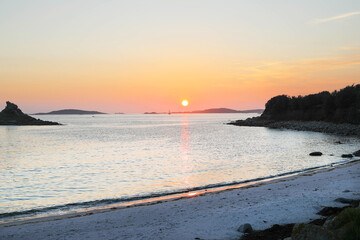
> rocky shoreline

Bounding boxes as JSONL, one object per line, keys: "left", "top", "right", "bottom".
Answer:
{"left": 228, "top": 117, "right": 360, "bottom": 137}
{"left": 240, "top": 198, "right": 360, "bottom": 240}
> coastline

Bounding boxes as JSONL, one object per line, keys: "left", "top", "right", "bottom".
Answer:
{"left": 228, "top": 117, "right": 360, "bottom": 137}
{"left": 1, "top": 159, "right": 351, "bottom": 224}
{"left": 1, "top": 159, "right": 359, "bottom": 240}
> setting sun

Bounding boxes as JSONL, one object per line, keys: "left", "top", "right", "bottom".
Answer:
{"left": 182, "top": 99, "right": 189, "bottom": 107}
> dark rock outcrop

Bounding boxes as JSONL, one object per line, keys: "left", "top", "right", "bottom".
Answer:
{"left": 240, "top": 223, "right": 294, "bottom": 240}
{"left": 229, "top": 119, "right": 360, "bottom": 137}
{"left": 0, "top": 101, "right": 60, "bottom": 125}
{"left": 309, "top": 152, "right": 323, "bottom": 156}
{"left": 292, "top": 223, "right": 337, "bottom": 240}
{"left": 292, "top": 207, "right": 360, "bottom": 240}
{"left": 317, "top": 207, "right": 347, "bottom": 217}
{"left": 241, "top": 200, "right": 360, "bottom": 240}
{"left": 353, "top": 150, "right": 360, "bottom": 157}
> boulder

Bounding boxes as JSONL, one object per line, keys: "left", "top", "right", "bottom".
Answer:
{"left": 292, "top": 223, "right": 336, "bottom": 240}
{"left": 353, "top": 150, "right": 360, "bottom": 157}
{"left": 322, "top": 215, "right": 336, "bottom": 228}
{"left": 309, "top": 152, "right": 323, "bottom": 156}
{"left": 317, "top": 207, "right": 343, "bottom": 217}
{"left": 238, "top": 223, "right": 253, "bottom": 233}
{"left": 293, "top": 207, "right": 360, "bottom": 240}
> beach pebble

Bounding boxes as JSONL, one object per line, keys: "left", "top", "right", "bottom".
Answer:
{"left": 237, "top": 223, "right": 253, "bottom": 233}
{"left": 309, "top": 152, "right": 322, "bottom": 156}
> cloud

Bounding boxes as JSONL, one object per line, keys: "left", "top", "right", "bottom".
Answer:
{"left": 232, "top": 54, "right": 360, "bottom": 82}
{"left": 314, "top": 11, "right": 360, "bottom": 23}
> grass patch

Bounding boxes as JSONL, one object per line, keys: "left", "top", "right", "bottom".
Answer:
{"left": 336, "top": 208, "right": 360, "bottom": 240}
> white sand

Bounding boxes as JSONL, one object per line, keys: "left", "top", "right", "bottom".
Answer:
{"left": 1, "top": 161, "right": 359, "bottom": 240}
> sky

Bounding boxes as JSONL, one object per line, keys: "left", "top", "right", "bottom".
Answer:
{"left": 1, "top": 0, "right": 359, "bottom": 113}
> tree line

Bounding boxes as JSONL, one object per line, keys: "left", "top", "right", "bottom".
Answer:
{"left": 261, "top": 84, "right": 360, "bottom": 124}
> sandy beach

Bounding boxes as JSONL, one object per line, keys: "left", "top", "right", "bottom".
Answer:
{"left": 1, "top": 160, "right": 359, "bottom": 240}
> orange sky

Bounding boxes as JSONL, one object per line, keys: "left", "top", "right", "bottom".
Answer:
{"left": 1, "top": 1, "right": 359, "bottom": 113}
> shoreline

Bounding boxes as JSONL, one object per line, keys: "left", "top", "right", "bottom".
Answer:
{"left": 1, "top": 158, "right": 352, "bottom": 225}
{"left": 1, "top": 159, "right": 359, "bottom": 239}
{"left": 228, "top": 117, "right": 360, "bottom": 137}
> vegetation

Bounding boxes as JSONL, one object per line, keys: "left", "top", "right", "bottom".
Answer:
{"left": 261, "top": 84, "right": 360, "bottom": 124}
{"left": 336, "top": 208, "right": 360, "bottom": 240}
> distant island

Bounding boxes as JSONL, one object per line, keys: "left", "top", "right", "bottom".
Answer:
{"left": 34, "top": 109, "right": 106, "bottom": 115}
{"left": 229, "top": 84, "right": 360, "bottom": 136}
{"left": 144, "top": 112, "right": 165, "bottom": 114}
{"left": 174, "top": 108, "right": 264, "bottom": 114}
{"left": 0, "top": 101, "right": 60, "bottom": 125}
{"left": 144, "top": 108, "right": 264, "bottom": 114}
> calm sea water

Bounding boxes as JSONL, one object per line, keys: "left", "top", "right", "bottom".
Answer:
{"left": 0, "top": 113, "right": 359, "bottom": 221}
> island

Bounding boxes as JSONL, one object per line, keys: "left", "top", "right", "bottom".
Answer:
{"left": 144, "top": 108, "right": 264, "bottom": 114}
{"left": 229, "top": 84, "right": 360, "bottom": 137}
{"left": 144, "top": 112, "right": 166, "bottom": 114}
{"left": 172, "top": 108, "right": 264, "bottom": 114}
{"left": 34, "top": 109, "right": 106, "bottom": 115}
{"left": 0, "top": 101, "right": 60, "bottom": 125}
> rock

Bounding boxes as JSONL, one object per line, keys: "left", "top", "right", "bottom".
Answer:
{"left": 353, "top": 150, "right": 360, "bottom": 157}
{"left": 334, "top": 198, "right": 354, "bottom": 204}
{"left": 309, "top": 152, "right": 323, "bottom": 156}
{"left": 294, "top": 207, "right": 360, "bottom": 240}
{"left": 0, "top": 101, "right": 60, "bottom": 125}
{"left": 325, "top": 208, "right": 358, "bottom": 231}
{"left": 317, "top": 207, "right": 344, "bottom": 217}
{"left": 238, "top": 223, "right": 253, "bottom": 233}
{"left": 228, "top": 118, "right": 360, "bottom": 138}
{"left": 292, "top": 223, "right": 336, "bottom": 240}
{"left": 322, "top": 215, "right": 336, "bottom": 228}
{"left": 325, "top": 214, "right": 342, "bottom": 230}
{"left": 341, "top": 154, "right": 353, "bottom": 158}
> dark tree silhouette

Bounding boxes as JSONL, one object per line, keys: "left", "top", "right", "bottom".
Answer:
{"left": 260, "top": 84, "right": 360, "bottom": 124}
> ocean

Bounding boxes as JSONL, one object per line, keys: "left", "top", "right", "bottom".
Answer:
{"left": 1, "top": 113, "right": 359, "bottom": 223}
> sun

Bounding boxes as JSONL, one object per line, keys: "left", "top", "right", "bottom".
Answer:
{"left": 182, "top": 99, "right": 189, "bottom": 107}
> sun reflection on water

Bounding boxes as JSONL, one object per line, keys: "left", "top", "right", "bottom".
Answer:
{"left": 187, "top": 192, "right": 198, "bottom": 197}
{"left": 181, "top": 114, "right": 192, "bottom": 188}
